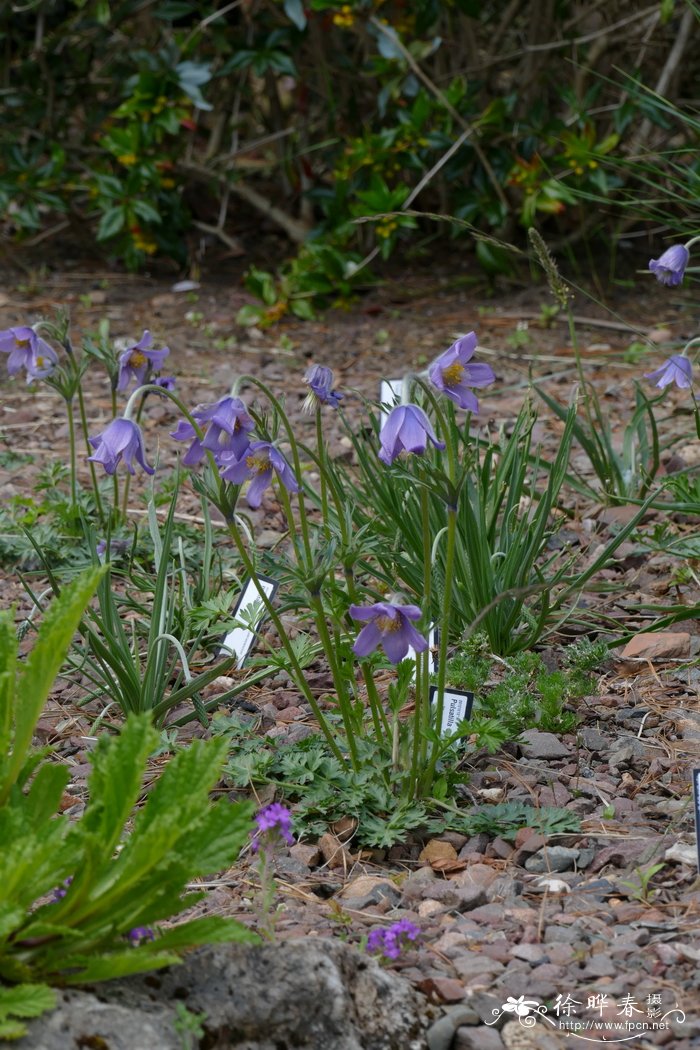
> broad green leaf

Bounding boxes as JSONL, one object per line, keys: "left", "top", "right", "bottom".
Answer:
{"left": 59, "top": 950, "right": 181, "bottom": 984}
{"left": 80, "top": 714, "right": 156, "bottom": 856}
{"left": 154, "top": 916, "right": 257, "bottom": 950}
{"left": 2, "top": 567, "right": 105, "bottom": 803}
{"left": 0, "top": 983, "right": 56, "bottom": 1018}
{"left": 96, "top": 204, "right": 126, "bottom": 241}
{"left": 22, "top": 764, "right": 70, "bottom": 825}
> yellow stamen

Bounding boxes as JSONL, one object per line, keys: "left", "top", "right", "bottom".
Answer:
{"left": 245, "top": 453, "right": 270, "bottom": 475}
{"left": 376, "top": 616, "right": 401, "bottom": 633}
{"left": 129, "top": 350, "right": 147, "bottom": 368}
{"left": 441, "top": 362, "right": 465, "bottom": 387}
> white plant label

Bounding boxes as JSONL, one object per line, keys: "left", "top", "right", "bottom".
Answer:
{"left": 430, "top": 685, "right": 474, "bottom": 737}
{"left": 379, "top": 378, "right": 403, "bottom": 418}
{"left": 219, "top": 575, "right": 278, "bottom": 667}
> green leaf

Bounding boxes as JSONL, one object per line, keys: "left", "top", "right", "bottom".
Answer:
{"left": 236, "top": 304, "right": 265, "bottom": 327}
{"left": 80, "top": 715, "right": 157, "bottom": 857}
{"left": 96, "top": 205, "right": 126, "bottom": 241}
{"left": 1, "top": 567, "right": 106, "bottom": 803}
{"left": 132, "top": 200, "right": 161, "bottom": 225}
{"left": 0, "top": 983, "right": 56, "bottom": 1019}
{"left": 152, "top": 916, "right": 257, "bottom": 950}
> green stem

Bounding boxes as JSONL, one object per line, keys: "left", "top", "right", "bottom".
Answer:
{"left": 309, "top": 594, "right": 359, "bottom": 768}
{"left": 224, "top": 519, "right": 347, "bottom": 767}
{"left": 413, "top": 487, "right": 434, "bottom": 794}
{"left": 76, "top": 384, "right": 105, "bottom": 525}
{"left": 66, "top": 398, "right": 78, "bottom": 508}
{"left": 422, "top": 505, "right": 457, "bottom": 794}
{"left": 315, "top": 407, "right": 330, "bottom": 540}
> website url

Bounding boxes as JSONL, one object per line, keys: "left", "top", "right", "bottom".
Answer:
{"left": 558, "top": 1021, "right": 670, "bottom": 1032}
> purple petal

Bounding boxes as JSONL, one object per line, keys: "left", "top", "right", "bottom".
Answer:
{"left": 353, "top": 622, "right": 382, "bottom": 657}
{"left": 246, "top": 470, "right": 272, "bottom": 508}
{"left": 464, "top": 362, "right": 496, "bottom": 387}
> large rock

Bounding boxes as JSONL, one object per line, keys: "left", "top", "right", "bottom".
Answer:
{"left": 16, "top": 939, "right": 430, "bottom": 1050}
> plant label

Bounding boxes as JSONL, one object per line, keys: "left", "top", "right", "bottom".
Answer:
{"left": 379, "top": 378, "right": 403, "bottom": 418}
{"left": 219, "top": 575, "right": 278, "bottom": 667}
{"left": 430, "top": 685, "right": 474, "bottom": 737}
{"left": 693, "top": 768, "right": 700, "bottom": 874}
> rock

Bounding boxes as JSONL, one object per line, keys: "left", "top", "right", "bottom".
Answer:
{"left": 17, "top": 940, "right": 429, "bottom": 1050}
{"left": 580, "top": 727, "right": 608, "bottom": 752}
{"left": 339, "top": 876, "right": 401, "bottom": 907}
{"left": 419, "top": 839, "right": 459, "bottom": 868}
{"left": 401, "top": 866, "right": 438, "bottom": 900}
{"left": 588, "top": 839, "right": 653, "bottom": 873}
{"left": 453, "top": 1026, "right": 505, "bottom": 1049}
{"left": 519, "top": 730, "right": 571, "bottom": 760}
{"left": 620, "top": 632, "right": 691, "bottom": 662}
{"left": 318, "top": 832, "right": 354, "bottom": 870}
{"left": 418, "top": 977, "right": 467, "bottom": 1004}
{"left": 290, "top": 843, "right": 321, "bottom": 867}
{"left": 664, "top": 842, "right": 697, "bottom": 866}
{"left": 427, "top": 1006, "right": 481, "bottom": 1050}
{"left": 525, "top": 846, "right": 581, "bottom": 873}
{"left": 456, "top": 886, "right": 489, "bottom": 911}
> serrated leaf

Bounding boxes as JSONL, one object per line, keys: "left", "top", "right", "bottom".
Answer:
{"left": 80, "top": 715, "right": 156, "bottom": 856}
{"left": 0, "top": 983, "right": 56, "bottom": 1019}
{"left": 0, "top": 1019, "right": 28, "bottom": 1039}
{"left": 59, "top": 950, "right": 181, "bottom": 984}
{"left": 152, "top": 916, "right": 257, "bottom": 951}
{"left": 1, "top": 567, "right": 105, "bottom": 803}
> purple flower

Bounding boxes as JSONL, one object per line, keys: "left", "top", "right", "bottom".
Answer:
{"left": 0, "top": 326, "right": 58, "bottom": 381}
{"left": 171, "top": 396, "right": 254, "bottom": 466}
{"left": 649, "top": 244, "right": 689, "bottom": 287}
{"left": 116, "top": 331, "right": 170, "bottom": 391}
{"left": 96, "top": 538, "right": 130, "bottom": 559}
{"left": 349, "top": 602, "right": 428, "bottom": 664}
{"left": 303, "top": 365, "right": 342, "bottom": 412}
{"left": 378, "top": 404, "right": 445, "bottom": 465}
{"left": 366, "top": 919, "right": 420, "bottom": 961}
{"left": 154, "top": 375, "right": 176, "bottom": 392}
{"left": 250, "top": 802, "right": 295, "bottom": 853}
{"left": 88, "top": 418, "right": 154, "bottom": 475}
{"left": 645, "top": 355, "right": 693, "bottom": 390}
{"left": 428, "top": 333, "right": 495, "bottom": 411}
{"left": 219, "top": 441, "right": 300, "bottom": 509}
{"left": 126, "top": 926, "right": 155, "bottom": 947}
{"left": 50, "top": 877, "right": 73, "bottom": 902}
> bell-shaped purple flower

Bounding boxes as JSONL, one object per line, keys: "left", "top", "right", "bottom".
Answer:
{"left": 649, "top": 244, "right": 689, "bottom": 287}
{"left": 378, "top": 404, "right": 445, "bottom": 465}
{"left": 116, "top": 331, "right": 170, "bottom": 391}
{"left": 88, "top": 418, "right": 154, "bottom": 475}
{"left": 0, "top": 326, "right": 58, "bottom": 381}
{"left": 428, "top": 332, "right": 495, "bottom": 411}
{"left": 644, "top": 354, "right": 693, "bottom": 390}
{"left": 349, "top": 602, "right": 428, "bottom": 664}
{"left": 303, "top": 364, "right": 342, "bottom": 412}
{"left": 171, "top": 396, "right": 254, "bottom": 466}
{"left": 219, "top": 440, "right": 300, "bottom": 509}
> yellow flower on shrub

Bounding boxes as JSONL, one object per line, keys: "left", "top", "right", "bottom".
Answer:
{"left": 117, "top": 152, "right": 138, "bottom": 167}
{"left": 333, "top": 5, "right": 354, "bottom": 27}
